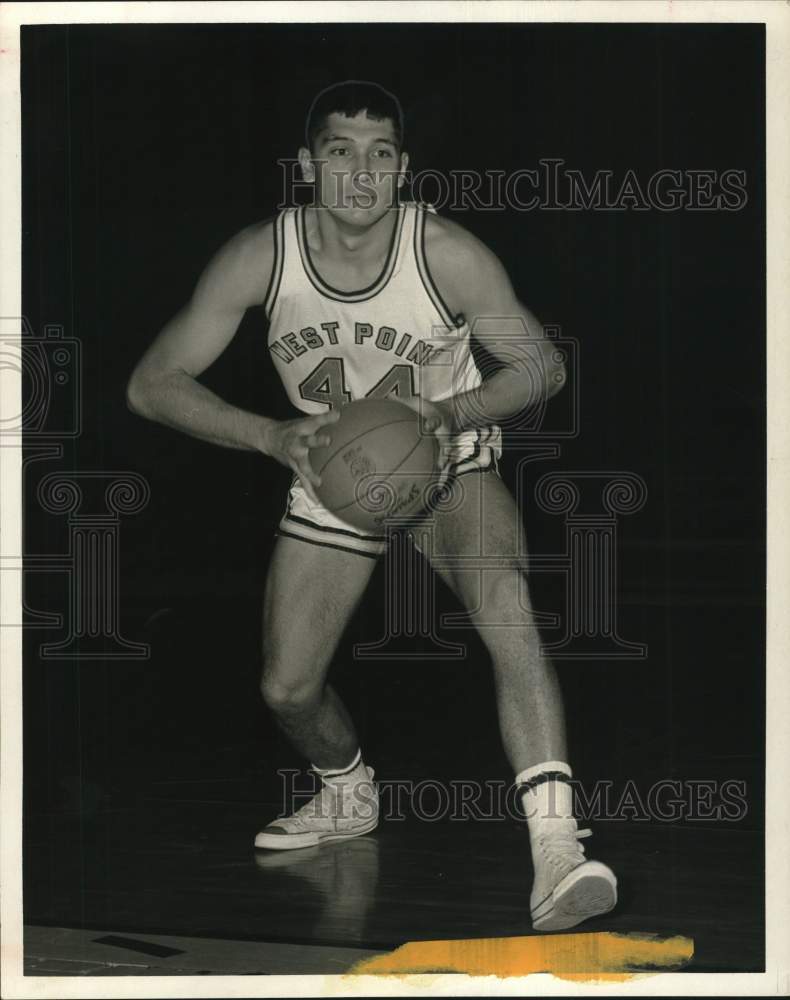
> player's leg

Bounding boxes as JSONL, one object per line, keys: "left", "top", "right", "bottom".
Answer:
{"left": 256, "top": 533, "right": 379, "bottom": 850}
{"left": 427, "top": 469, "right": 617, "bottom": 930}
{"left": 429, "top": 470, "right": 565, "bottom": 773}
{"left": 260, "top": 533, "right": 376, "bottom": 768}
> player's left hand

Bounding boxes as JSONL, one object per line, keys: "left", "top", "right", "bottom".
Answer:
{"left": 400, "top": 396, "right": 455, "bottom": 473}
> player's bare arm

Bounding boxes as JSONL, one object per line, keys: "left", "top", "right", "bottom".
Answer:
{"left": 423, "top": 214, "right": 566, "bottom": 434}
{"left": 126, "top": 221, "right": 338, "bottom": 502}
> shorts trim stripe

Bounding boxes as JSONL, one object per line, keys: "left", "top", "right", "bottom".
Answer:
{"left": 463, "top": 427, "right": 482, "bottom": 466}
{"left": 276, "top": 526, "right": 383, "bottom": 558}
{"left": 284, "top": 512, "right": 387, "bottom": 543}
{"left": 450, "top": 453, "right": 497, "bottom": 477}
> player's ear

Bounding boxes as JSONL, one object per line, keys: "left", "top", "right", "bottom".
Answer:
{"left": 397, "top": 151, "right": 410, "bottom": 189}
{"left": 298, "top": 146, "right": 316, "bottom": 183}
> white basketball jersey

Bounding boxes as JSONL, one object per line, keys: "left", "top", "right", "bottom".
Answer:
{"left": 264, "top": 201, "right": 501, "bottom": 468}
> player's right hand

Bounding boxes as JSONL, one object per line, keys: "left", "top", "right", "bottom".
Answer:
{"left": 262, "top": 412, "right": 340, "bottom": 505}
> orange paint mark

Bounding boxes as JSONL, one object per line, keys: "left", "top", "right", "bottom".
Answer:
{"left": 349, "top": 931, "right": 694, "bottom": 981}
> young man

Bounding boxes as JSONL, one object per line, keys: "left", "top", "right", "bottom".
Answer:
{"left": 127, "top": 80, "right": 617, "bottom": 932}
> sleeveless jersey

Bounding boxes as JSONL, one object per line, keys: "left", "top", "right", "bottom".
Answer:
{"left": 264, "top": 201, "right": 502, "bottom": 468}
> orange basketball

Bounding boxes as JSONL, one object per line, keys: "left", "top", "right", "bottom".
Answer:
{"left": 311, "top": 399, "right": 439, "bottom": 533}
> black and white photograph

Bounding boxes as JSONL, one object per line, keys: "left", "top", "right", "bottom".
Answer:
{"left": 1, "top": 2, "right": 788, "bottom": 995}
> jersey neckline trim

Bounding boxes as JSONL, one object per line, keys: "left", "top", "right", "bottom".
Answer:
{"left": 296, "top": 203, "right": 406, "bottom": 303}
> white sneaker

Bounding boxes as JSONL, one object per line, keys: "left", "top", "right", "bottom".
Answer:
{"left": 254, "top": 766, "right": 378, "bottom": 851}
{"left": 530, "top": 821, "right": 617, "bottom": 931}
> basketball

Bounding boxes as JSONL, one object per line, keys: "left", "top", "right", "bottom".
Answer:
{"left": 310, "top": 399, "right": 440, "bottom": 532}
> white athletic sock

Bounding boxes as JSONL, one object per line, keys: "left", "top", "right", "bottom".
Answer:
{"left": 312, "top": 749, "right": 368, "bottom": 787}
{"left": 516, "top": 761, "right": 574, "bottom": 835}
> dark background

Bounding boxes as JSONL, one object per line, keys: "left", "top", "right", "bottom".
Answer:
{"left": 21, "top": 20, "right": 764, "bottom": 947}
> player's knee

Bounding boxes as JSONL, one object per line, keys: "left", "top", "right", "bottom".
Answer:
{"left": 259, "top": 671, "right": 319, "bottom": 716}
{"left": 476, "top": 568, "right": 539, "bottom": 644}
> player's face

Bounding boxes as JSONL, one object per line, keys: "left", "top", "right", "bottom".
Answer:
{"left": 301, "top": 111, "right": 408, "bottom": 224}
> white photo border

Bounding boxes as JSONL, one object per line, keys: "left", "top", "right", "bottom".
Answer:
{"left": 1, "top": 2, "right": 787, "bottom": 997}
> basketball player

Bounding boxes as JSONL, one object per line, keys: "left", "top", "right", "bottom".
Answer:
{"left": 127, "top": 81, "right": 617, "bottom": 931}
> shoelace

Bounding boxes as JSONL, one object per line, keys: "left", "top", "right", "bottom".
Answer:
{"left": 293, "top": 771, "right": 374, "bottom": 822}
{"left": 536, "top": 827, "right": 593, "bottom": 875}
{"left": 292, "top": 782, "right": 341, "bottom": 821}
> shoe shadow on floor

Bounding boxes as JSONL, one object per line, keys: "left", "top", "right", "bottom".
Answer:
{"left": 253, "top": 837, "right": 380, "bottom": 943}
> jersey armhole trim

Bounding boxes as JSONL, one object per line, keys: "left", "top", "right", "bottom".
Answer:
{"left": 264, "top": 211, "right": 286, "bottom": 319}
{"left": 414, "top": 204, "right": 466, "bottom": 331}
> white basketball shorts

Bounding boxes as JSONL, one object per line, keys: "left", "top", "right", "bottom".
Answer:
{"left": 276, "top": 425, "right": 502, "bottom": 557}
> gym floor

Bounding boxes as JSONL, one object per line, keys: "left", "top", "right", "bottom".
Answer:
{"left": 21, "top": 567, "right": 765, "bottom": 979}
{"left": 24, "top": 787, "right": 763, "bottom": 976}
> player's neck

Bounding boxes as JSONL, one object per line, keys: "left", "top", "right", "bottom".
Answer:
{"left": 307, "top": 205, "right": 398, "bottom": 262}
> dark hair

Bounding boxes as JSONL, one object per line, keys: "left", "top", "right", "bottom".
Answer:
{"left": 305, "top": 80, "right": 404, "bottom": 150}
